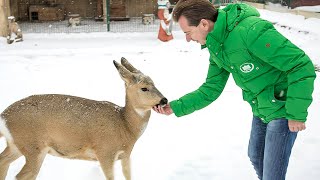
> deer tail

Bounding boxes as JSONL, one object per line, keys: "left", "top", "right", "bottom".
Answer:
{"left": 0, "top": 117, "right": 13, "bottom": 143}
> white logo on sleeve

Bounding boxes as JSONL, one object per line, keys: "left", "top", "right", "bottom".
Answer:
{"left": 240, "top": 63, "right": 254, "bottom": 73}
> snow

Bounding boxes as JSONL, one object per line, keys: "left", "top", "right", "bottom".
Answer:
{"left": 295, "top": 5, "right": 320, "bottom": 12}
{"left": 0, "top": 8, "right": 320, "bottom": 180}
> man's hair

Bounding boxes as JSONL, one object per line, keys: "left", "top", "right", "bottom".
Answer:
{"left": 173, "top": 0, "right": 218, "bottom": 26}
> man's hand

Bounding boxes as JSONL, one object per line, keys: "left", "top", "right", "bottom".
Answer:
{"left": 152, "top": 103, "right": 173, "bottom": 115}
{"left": 288, "top": 120, "right": 306, "bottom": 132}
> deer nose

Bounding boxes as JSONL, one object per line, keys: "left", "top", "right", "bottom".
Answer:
{"left": 160, "top": 98, "right": 168, "bottom": 105}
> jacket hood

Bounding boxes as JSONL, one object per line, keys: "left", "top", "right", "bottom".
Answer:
{"left": 204, "top": 3, "right": 260, "bottom": 47}
{"left": 223, "top": 3, "right": 260, "bottom": 31}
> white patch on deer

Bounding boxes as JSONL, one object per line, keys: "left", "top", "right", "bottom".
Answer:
{"left": 84, "top": 149, "right": 96, "bottom": 159}
{"left": 133, "top": 108, "right": 148, "bottom": 136}
{"left": 114, "top": 105, "right": 121, "bottom": 113}
{"left": 114, "top": 150, "right": 124, "bottom": 161}
{"left": 134, "top": 108, "right": 146, "bottom": 118}
{"left": 0, "top": 117, "right": 14, "bottom": 142}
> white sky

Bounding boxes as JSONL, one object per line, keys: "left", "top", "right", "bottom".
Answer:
{"left": 0, "top": 7, "right": 319, "bottom": 180}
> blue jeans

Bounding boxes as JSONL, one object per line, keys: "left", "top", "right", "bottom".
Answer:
{"left": 248, "top": 116, "right": 298, "bottom": 180}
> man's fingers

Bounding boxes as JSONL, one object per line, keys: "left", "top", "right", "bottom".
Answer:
{"left": 152, "top": 105, "right": 172, "bottom": 115}
{"left": 158, "top": 106, "right": 166, "bottom": 114}
{"left": 152, "top": 106, "right": 156, "bottom": 112}
{"left": 298, "top": 124, "right": 306, "bottom": 131}
{"left": 288, "top": 120, "right": 306, "bottom": 132}
{"left": 289, "top": 125, "right": 306, "bottom": 132}
{"left": 289, "top": 123, "right": 298, "bottom": 132}
{"left": 152, "top": 106, "right": 160, "bottom": 113}
{"left": 152, "top": 105, "right": 165, "bottom": 114}
{"left": 289, "top": 126, "right": 296, "bottom": 132}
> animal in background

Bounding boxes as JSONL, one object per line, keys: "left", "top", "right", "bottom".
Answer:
{"left": 68, "top": 17, "right": 81, "bottom": 27}
{"left": 7, "top": 16, "right": 23, "bottom": 44}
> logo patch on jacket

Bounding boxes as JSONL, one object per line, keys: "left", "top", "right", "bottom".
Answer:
{"left": 240, "top": 63, "right": 254, "bottom": 73}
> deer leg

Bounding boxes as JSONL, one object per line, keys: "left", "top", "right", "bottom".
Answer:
{"left": 121, "top": 157, "right": 131, "bottom": 180}
{"left": 0, "top": 145, "right": 21, "bottom": 180}
{"left": 16, "top": 148, "right": 47, "bottom": 180}
{"left": 97, "top": 153, "right": 116, "bottom": 180}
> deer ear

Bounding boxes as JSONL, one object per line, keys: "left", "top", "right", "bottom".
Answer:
{"left": 113, "top": 60, "right": 135, "bottom": 84}
{"left": 121, "top": 57, "right": 142, "bottom": 74}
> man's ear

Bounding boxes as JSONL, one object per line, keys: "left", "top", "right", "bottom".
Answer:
{"left": 200, "top": 19, "right": 210, "bottom": 30}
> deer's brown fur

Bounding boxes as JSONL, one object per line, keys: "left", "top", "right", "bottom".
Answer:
{"left": 0, "top": 58, "right": 167, "bottom": 180}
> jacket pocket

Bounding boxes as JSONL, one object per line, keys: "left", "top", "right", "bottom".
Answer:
{"left": 274, "top": 82, "right": 288, "bottom": 101}
{"left": 256, "top": 86, "right": 286, "bottom": 117}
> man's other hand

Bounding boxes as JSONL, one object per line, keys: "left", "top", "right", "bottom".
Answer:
{"left": 288, "top": 120, "right": 306, "bottom": 132}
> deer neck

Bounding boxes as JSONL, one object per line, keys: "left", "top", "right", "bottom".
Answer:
{"left": 123, "top": 96, "right": 151, "bottom": 139}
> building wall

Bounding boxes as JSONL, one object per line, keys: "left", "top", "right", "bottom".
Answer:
{"left": 11, "top": 0, "right": 100, "bottom": 21}
{"left": 9, "top": 0, "right": 160, "bottom": 21}
{"left": 127, "top": 0, "right": 157, "bottom": 17}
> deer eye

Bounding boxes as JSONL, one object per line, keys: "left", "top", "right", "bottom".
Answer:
{"left": 141, "top": 88, "right": 149, "bottom": 92}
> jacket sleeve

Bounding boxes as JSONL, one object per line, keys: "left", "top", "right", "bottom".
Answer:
{"left": 170, "top": 60, "right": 230, "bottom": 117}
{"left": 246, "top": 20, "right": 316, "bottom": 121}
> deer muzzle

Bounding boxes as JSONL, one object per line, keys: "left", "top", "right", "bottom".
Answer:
{"left": 157, "top": 97, "right": 168, "bottom": 107}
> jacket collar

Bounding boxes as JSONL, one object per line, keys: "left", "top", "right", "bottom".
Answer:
{"left": 202, "top": 9, "right": 228, "bottom": 49}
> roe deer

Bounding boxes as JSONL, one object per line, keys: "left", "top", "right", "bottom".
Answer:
{"left": 0, "top": 57, "right": 168, "bottom": 180}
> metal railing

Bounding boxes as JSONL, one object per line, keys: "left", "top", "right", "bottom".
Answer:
{"left": 15, "top": 0, "right": 240, "bottom": 34}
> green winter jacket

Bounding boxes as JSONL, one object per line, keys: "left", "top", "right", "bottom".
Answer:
{"left": 170, "top": 3, "right": 316, "bottom": 123}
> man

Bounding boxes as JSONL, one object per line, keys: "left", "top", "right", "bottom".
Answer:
{"left": 153, "top": 0, "right": 316, "bottom": 179}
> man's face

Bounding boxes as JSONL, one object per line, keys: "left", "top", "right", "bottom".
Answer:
{"left": 178, "top": 16, "right": 209, "bottom": 45}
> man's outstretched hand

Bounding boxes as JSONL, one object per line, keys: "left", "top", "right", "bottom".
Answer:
{"left": 152, "top": 103, "right": 173, "bottom": 115}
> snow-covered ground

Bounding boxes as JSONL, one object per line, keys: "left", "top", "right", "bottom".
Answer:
{"left": 294, "top": 5, "right": 320, "bottom": 12}
{"left": 0, "top": 8, "right": 319, "bottom": 180}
